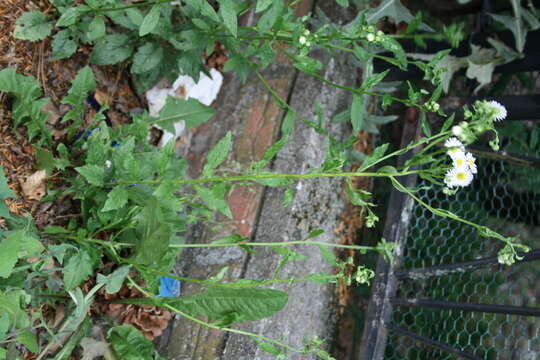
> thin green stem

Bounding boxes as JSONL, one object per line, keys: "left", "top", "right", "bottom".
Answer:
{"left": 108, "top": 169, "right": 420, "bottom": 187}
{"left": 169, "top": 239, "right": 375, "bottom": 251}
{"left": 163, "top": 303, "right": 305, "bottom": 355}
{"left": 96, "top": 0, "right": 173, "bottom": 12}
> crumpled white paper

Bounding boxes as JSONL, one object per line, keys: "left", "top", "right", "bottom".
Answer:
{"left": 146, "top": 68, "right": 223, "bottom": 147}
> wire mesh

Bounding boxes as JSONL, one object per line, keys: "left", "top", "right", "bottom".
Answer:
{"left": 384, "top": 125, "right": 540, "bottom": 359}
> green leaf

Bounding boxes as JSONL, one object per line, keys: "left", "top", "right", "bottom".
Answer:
{"left": 256, "top": 0, "right": 273, "bottom": 12}
{"left": 317, "top": 245, "right": 337, "bottom": 266}
{"left": 218, "top": 0, "right": 237, "bottom": 37}
{"left": 0, "top": 290, "right": 30, "bottom": 330}
{"left": 108, "top": 325, "right": 158, "bottom": 360}
{"left": 155, "top": 97, "right": 215, "bottom": 132}
{"left": 75, "top": 164, "right": 104, "bottom": 186}
{"left": 420, "top": 112, "right": 431, "bottom": 137}
{"left": 52, "top": 29, "right": 78, "bottom": 60}
{"left": 132, "top": 42, "right": 164, "bottom": 74}
{"left": 0, "top": 167, "right": 15, "bottom": 218}
{"left": 258, "top": 341, "right": 281, "bottom": 355}
{"left": 168, "top": 287, "right": 288, "bottom": 323}
{"left": 257, "top": 0, "right": 284, "bottom": 34}
{"left": 358, "top": 143, "right": 389, "bottom": 171}
{"left": 366, "top": 0, "right": 432, "bottom": 31}
{"left": 97, "top": 265, "right": 131, "bottom": 294}
{"left": 195, "top": 183, "right": 232, "bottom": 218}
{"left": 139, "top": 4, "right": 161, "bottom": 36}
{"left": 102, "top": 186, "right": 128, "bottom": 212}
{"left": 203, "top": 132, "right": 232, "bottom": 176}
{"left": 88, "top": 15, "right": 106, "bottom": 41}
{"left": 351, "top": 94, "right": 363, "bottom": 135}
{"left": 16, "top": 331, "right": 38, "bottom": 353}
{"left": 63, "top": 249, "right": 94, "bottom": 290}
{"left": 56, "top": 6, "right": 87, "bottom": 27}
{"left": 62, "top": 65, "right": 96, "bottom": 108}
{"left": 0, "top": 232, "right": 21, "bottom": 278}
{"left": 336, "top": 0, "right": 349, "bottom": 7}
{"left": 14, "top": 11, "right": 52, "bottom": 41}
{"left": 90, "top": 34, "right": 133, "bottom": 65}
{"left": 360, "top": 70, "right": 389, "bottom": 91}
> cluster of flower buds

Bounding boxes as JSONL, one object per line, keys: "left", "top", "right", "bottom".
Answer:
{"left": 361, "top": 25, "right": 385, "bottom": 43}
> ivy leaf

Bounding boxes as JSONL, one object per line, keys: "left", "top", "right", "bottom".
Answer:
{"left": 108, "top": 325, "right": 158, "bottom": 360}
{"left": 52, "top": 29, "right": 78, "bottom": 60}
{"left": 203, "top": 131, "right": 232, "bottom": 176}
{"left": 167, "top": 287, "right": 288, "bottom": 323}
{"left": 351, "top": 94, "right": 363, "bottom": 136}
{"left": 139, "top": 4, "right": 161, "bottom": 36}
{"left": 63, "top": 249, "right": 94, "bottom": 290}
{"left": 13, "top": 11, "right": 52, "bottom": 41}
{"left": 366, "top": 0, "right": 432, "bottom": 31}
{"left": 102, "top": 186, "right": 128, "bottom": 212}
{"left": 76, "top": 164, "right": 104, "bottom": 186}
{"left": 218, "top": 0, "right": 237, "bottom": 37}
{"left": 131, "top": 42, "right": 164, "bottom": 74}
{"left": 155, "top": 97, "right": 215, "bottom": 133}
{"left": 90, "top": 34, "right": 134, "bottom": 65}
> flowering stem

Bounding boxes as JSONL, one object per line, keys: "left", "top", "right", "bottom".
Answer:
{"left": 109, "top": 169, "right": 420, "bottom": 187}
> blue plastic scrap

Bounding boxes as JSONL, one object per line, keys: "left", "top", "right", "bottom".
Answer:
{"left": 158, "top": 276, "right": 181, "bottom": 297}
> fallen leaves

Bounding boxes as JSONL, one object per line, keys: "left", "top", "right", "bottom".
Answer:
{"left": 21, "top": 169, "right": 46, "bottom": 200}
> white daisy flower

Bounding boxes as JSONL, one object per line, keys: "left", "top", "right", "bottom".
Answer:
{"left": 465, "top": 152, "right": 477, "bottom": 174}
{"left": 445, "top": 167, "right": 474, "bottom": 188}
{"left": 452, "top": 152, "right": 468, "bottom": 168}
{"left": 445, "top": 137, "right": 464, "bottom": 149}
{"left": 488, "top": 100, "right": 507, "bottom": 121}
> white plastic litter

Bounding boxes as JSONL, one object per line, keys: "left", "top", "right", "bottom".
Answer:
{"left": 146, "top": 68, "right": 223, "bottom": 147}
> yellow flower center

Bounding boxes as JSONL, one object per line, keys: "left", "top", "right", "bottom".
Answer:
{"left": 457, "top": 172, "right": 466, "bottom": 180}
{"left": 468, "top": 159, "right": 475, "bottom": 166}
{"left": 456, "top": 159, "right": 464, "bottom": 166}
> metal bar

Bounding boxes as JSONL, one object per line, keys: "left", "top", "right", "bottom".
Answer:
{"left": 386, "top": 323, "right": 482, "bottom": 360}
{"left": 395, "top": 249, "right": 540, "bottom": 280}
{"left": 357, "top": 116, "right": 423, "bottom": 360}
{"left": 391, "top": 298, "right": 540, "bottom": 317}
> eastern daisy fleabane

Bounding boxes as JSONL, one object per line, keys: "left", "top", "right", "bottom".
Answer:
{"left": 452, "top": 152, "right": 467, "bottom": 168}
{"left": 445, "top": 167, "right": 474, "bottom": 188}
{"left": 488, "top": 100, "right": 507, "bottom": 121}
{"left": 465, "top": 152, "right": 477, "bottom": 174}
{"left": 445, "top": 137, "right": 464, "bottom": 149}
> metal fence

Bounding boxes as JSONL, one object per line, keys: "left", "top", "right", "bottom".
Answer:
{"left": 359, "top": 114, "right": 540, "bottom": 359}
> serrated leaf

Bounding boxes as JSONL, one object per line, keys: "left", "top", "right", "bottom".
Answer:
{"left": 139, "top": 4, "right": 161, "bottom": 36}
{"left": 51, "top": 29, "right": 78, "bottom": 60}
{"left": 203, "top": 131, "right": 232, "bottom": 176}
{"left": 0, "top": 290, "right": 30, "bottom": 330}
{"left": 195, "top": 183, "right": 232, "bottom": 218}
{"left": 218, "top": 0, "right": 237, "bottom": 37}
{"left": 0, "top": 232, "right": 21, "bottom": 278}
{"left": 56, "top": 6, "right": 87, "bottom": 27}
{"left": 351, "top": 94, "right": 363, "bottom": 135}
{"left": 168, "top": 287, "right": 288, "bottom": 323}
{"left": 131, "top": 42, "right": 164, "bottom": 74}
{"left": 361, "top": 70, "right": 389, "bottom": 91}
{"left": 76, "top": 164, "right": 104, "bottom": 186}
{"left": 63, "top": 250, "right": 94, "bottom": 290}
{"left": 97, "top": 265, "right": 131, "bottom": 294}
{"left": 62, "top": 66, "right": 96, "bottom": 107}
{"left": 88, "top": 15, "right": 106, "bottom": 41}
{"left": 14, "top": 11, "right": 52, "bottom": 41}
{"left": 358, "top": 143, "right": 389, "bottom": 171}
{"left": 155, "top": 97, "right": 215, "bottom": 133}
{"left": 90, "top": 34, "right": 133, "bottom": 65}
{"left": 257, "top": 0, "right": 284, "bottom": 34}
{"left": 108, "top": 325, "right": 157, "bottom": 360}
{"left": 102, "top": 186, "right": 128, "bottom": 212}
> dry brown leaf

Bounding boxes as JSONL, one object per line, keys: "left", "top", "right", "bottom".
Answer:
{"left": 21, "top": 169, "right": 47, "bottom": 200}
{"left": 42, "top": 102, "right": 61, "bottom": 125}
